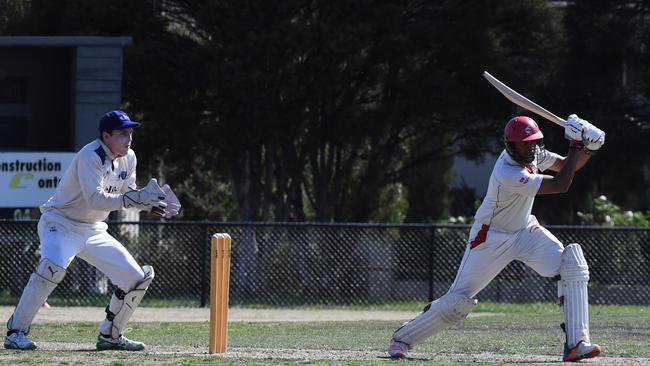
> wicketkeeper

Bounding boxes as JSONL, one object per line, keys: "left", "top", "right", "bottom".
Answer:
{"left": 4, "top": 110, "right": 180, "bottom": 351}
{"left": 387, "top": 115, "right": 604, "bottom": 362}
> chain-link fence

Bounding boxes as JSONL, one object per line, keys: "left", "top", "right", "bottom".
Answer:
{"left": 1, "top": 220, "right": 649, "bottom": 307}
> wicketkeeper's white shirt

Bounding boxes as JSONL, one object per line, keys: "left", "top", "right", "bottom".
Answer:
{"left": 40, "top": 139, "right": 137, "bottom": 224}
{"left": 472, "top": 149, "right": 560, "bottom": 233}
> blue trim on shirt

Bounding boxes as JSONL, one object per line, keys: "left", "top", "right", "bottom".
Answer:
{"left": 94, "top": 146, "right": 107, "bottom": 165}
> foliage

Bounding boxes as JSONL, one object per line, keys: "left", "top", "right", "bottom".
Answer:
{"left": 2, "top": 1, "right": 650, "bottom": 224}
{"left": 576, "top": 195, "right": 650, "bottom": 227}
{"left": 0, "top": 0, "right": 30, "bottom": 33}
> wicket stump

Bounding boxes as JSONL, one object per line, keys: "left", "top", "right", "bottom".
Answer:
{"left": 209, "top": 233, "right": 232, "bottom": 353}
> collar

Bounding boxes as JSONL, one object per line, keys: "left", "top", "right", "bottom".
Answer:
{"left": 502, "top": 149, "right": 536, "bottom": 172}
{"left": 96, "top": 138, "right": 117, "bottom": 161}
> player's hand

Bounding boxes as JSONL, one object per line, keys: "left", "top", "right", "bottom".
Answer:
{"left": 565, "top": 114, "right": 587, "bottom": 141}
{"left": 123, "top": 178, "right": 167, "bottom": 216}
{"left": 161, "top": 184, "right": 181, "bottom": 218}
{"left": 582, "top": 124, "right": 605, "bottom": 152}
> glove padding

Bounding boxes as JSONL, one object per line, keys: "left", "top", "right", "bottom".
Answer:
{"left": 565, "top": 114, "right": 587, "bottom": 141}
{"left": 582, "top": 125, "right": 605, "bottom": 152}
{"left": 123, "top": 178, "right": 167, "bottom": 217}
{"left": 161, "top": 184, "right": 181, "bottom": 218}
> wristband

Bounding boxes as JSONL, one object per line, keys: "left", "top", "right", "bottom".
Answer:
{"left": 568, "top": 140, "right": 584, "bottom": 150}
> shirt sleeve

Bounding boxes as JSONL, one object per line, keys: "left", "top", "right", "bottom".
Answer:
{"left": 538, "top": 150, "right": 561, "bottom": 172}
{"left": 497, "top": 165, "right": 544, "bottom": 198}
{"left": 76, "top": 149, "right": 125, "bottom": 211}
{"left": 121, "top": 150, "right": 138, "bottom": 192}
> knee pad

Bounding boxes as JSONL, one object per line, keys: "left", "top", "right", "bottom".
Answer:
{"left": 439, "top": 293, "right": 477, "bottom": 324}
{"left": 103, "top": 265, "right": 154, "bottom": 338}
{"left": 559, "top": 244, "right": 591, "bottom": 347}
{"left": 560, "top": 243, "right": 589, "bottom": 282}
{"left": 8, "top": 259, "right": 66, "bottom": 333}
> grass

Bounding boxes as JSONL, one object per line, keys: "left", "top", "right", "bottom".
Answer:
{"left": 1, "top": 303, "right": 649, "bottom": 365}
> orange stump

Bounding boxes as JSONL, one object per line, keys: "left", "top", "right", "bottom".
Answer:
{"left": 209, "top": 233, "right": 231, "bottom": 353}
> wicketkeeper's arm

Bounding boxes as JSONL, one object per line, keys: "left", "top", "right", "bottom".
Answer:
{"left": 77, "top": 152, "right": 125, "bottom": 211}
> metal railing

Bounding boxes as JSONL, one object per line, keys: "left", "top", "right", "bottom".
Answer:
{"left": 1, "top": 220, "right": 648, "bottom": 306}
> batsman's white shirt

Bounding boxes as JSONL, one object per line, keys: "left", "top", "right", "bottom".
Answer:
{"left": 448, "top": 149, "right": 564, "bottom": 298}
{"left": 473, "top": 149, "right": 559, "bottom": 233}
{"left": 37, "top": 139, "right": 144, "bottom": 291}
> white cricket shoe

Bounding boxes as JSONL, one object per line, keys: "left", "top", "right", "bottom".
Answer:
{"left": 387, "top": 339, "right": 409, "bottom": 358}
{"left": 4, "top": 331, "right": 37, "bottom": 350}
{"left": 96, "top": 334, "right": 145, "bottom": 351}
{"left": 563, "top": 340, "right": 601, "bottom": 362}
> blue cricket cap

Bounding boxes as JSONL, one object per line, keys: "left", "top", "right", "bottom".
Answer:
{"left": 99, "top": 110, "right": 141, "bottom": 132}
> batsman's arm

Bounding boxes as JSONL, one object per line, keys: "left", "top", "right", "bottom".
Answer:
{"left": 537, "top": 144, "right": 581, "bottom": 195}
{"left": 547, "top": 144, "right": 592, "bottom": 173}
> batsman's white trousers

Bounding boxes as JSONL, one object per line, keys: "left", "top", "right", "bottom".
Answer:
{"left": 450, "top": 216, "right": 563, "bottom": 297}
{"left": 38, "top": 211, "right": 145, "bottom": 291}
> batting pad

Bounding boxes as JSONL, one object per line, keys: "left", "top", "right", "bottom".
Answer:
{"left": 8, "top": 258, "right": 66, "bottom": 333}
{"left": 560, "top": 243, "right": 590, "bottom": 347}
{"left": 392, "top": 293, "right": 476, "bottom": 347}
{"left": 100, "top": 265, "right": 154, "bottom": 338}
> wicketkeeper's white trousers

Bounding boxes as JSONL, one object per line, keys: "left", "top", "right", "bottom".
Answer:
{"left": 38, "top": 210, "right": 145, "bottom": 291}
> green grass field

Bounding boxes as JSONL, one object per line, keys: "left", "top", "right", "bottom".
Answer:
{"left": 1, "top": 303, "right": 649, "bottom": 365}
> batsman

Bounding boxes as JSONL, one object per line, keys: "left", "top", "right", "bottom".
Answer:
{"left": 4, "top": 110, "right": 180, "bottom": 351}
{"left": 388, "top": 114, "right": 604, "bottom": 362}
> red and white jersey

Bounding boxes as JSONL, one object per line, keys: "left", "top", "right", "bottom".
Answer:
{"left": 40, "top": 139, "right": 137, "bottom": 224}
{"left": 472, "top": 149, "right": 560, "bottom": 233}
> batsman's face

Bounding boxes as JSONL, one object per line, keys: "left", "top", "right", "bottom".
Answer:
{"left": 514, "top": 140, "right": 538, "bottom": 156}
{"left": 513, "top": 139, "right": 544, "bottom": 164}
{"left": 103, "top": 128, "right": 133, "bottom": 157}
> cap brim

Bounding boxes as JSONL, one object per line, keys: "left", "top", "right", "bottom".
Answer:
{"left": 116, "top": 121, "right": 141, "bottom": 129}
{"left": 521, "top": 131, "right": 544, "bottom": 141}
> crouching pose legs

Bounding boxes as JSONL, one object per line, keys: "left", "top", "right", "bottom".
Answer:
{"left": 96, "top": 266, "right": 155, "bottom": 351}
{"left": 5, "top": 259, "right": 66, "bottom": 350}
{"left": 388, "top": 293, "right": 477, "bottom": 358}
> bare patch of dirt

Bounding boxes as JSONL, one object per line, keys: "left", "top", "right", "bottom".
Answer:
{"left": 2, "top": 306, "right": 496, "bottom": 323}
{"left": 0, "top": 306, "right": 426, "bottom": 323}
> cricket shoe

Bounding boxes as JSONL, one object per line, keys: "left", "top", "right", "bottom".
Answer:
{"left": 387, "top": 339, "right": 409, "bottom": 359}
{"left": 4, "top": 331, "right": 37, "bottom": 350}
{"left": 96, "top": 333, "right": 145, "bottom": 351}
{"left": 563, "top": 340, "right": 601, "bottom": 362}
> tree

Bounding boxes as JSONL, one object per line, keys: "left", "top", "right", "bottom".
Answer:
{"left": 530, "top": 0, "right": 650, "bottom": 224}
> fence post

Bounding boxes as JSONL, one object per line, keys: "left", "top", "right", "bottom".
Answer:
{"left": 200, "top": 223, "right": 209, "bottom": 307}
{"left": 428, "top": 225, "right": 437, "bottom": 302}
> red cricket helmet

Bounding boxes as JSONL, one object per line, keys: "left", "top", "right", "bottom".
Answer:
{"left": 504, "top": 116, "right": 545, "bottom": 164}
{"left": 504, "top": 116, "right": 544, "bottom": 142}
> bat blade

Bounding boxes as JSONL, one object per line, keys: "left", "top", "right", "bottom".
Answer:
{"left": 483, "top": 71, "right": 566, "bottom": 128}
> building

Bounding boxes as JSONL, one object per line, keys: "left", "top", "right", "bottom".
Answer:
{"left": 0, "top": 36, "right": 132, "bottom": 219}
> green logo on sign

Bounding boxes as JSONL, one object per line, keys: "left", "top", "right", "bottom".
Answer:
{"left": 10, "top": 173, "right": 33, "bottom": 188}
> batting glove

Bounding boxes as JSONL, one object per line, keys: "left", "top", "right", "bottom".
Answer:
{"left": 583, "top": 125, "right": 605, "bottom": 152}
{"left": 565, "top": 114, "right": 587, "bottom": 141}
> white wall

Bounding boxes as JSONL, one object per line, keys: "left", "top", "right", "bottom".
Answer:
{"left": 452, "top": 154, "right": 498, "bottom": 197}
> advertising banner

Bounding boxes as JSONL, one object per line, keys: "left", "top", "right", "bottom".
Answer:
{"left": 0, "top": 152, "right": 75, "bottom": 207}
